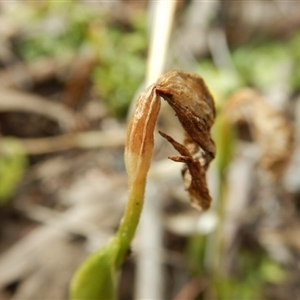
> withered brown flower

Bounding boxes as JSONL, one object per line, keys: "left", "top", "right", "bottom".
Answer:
{"left": 126, "top": 70, "right": 216, "bottom": 210}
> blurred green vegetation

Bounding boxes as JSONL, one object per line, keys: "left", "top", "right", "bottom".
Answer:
{"left": 197, "top": 32, "right": 300, "bottom": 102}
{"left": 15, "top": 1, "right": 147, "bottom": 118}
{"left": 186, "top": 234, "right": 286, "bottom": 299}
{"left": 233, "top": 34, "right": 300, "bottom": 91}
{"left": 91, "top": 15, "right": 147, "bottom": 118}
{"left": 14, "top": 2, "right": 300, "bottom": 117}
{"left": 0, "top": 139, "right": 27, "bottom": 204}
{"left": 214, "top": 254, "right": 286, "bottom": 300}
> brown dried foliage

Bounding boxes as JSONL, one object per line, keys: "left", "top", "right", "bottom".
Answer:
{"left": 225, "top": 88, "right": 294, "bottom": 180}
{"left": 126, "top": 70, "right": 216, "bottom": 210}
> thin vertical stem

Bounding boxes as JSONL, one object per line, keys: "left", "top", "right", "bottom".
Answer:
{"left": 114, "top": 180, "right": 146, "bottom": 267}
{"left": 146, "top": 0, "right": 177, "bottom": 85}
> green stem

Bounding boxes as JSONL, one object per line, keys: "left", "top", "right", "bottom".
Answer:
{"left": 69, "top": 170, "right": 148, "bottom": 300}
{"left": 113, "top": 178, "right": 146, "bottom": 268}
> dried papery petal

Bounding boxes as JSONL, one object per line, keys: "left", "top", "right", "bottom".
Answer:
{"left": 225, "top": 88, "right": 294, "bottom": 179}
{"left": 156, "top": 70, "right": 216, "bottom": 162}
{"left": 155, "top": 70, "right": 216, "bottom": 210}
{"left": 159, "top": 131, "right": 212, "bottom": 210}
{"left": 125, "top": 84, "right": 161, "bottom": 185}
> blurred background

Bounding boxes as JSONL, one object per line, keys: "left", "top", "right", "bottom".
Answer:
{"left": 0, "top": 1, "right": 300, "bottom": 299}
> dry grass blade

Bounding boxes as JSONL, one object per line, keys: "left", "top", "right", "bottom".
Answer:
{"left": 225, "top": 88, "right": 294, "bottom": 179}
{"left": 0, "top": 87, "right": 77, "bottom": 131}
{"left": 0, "top": 129, "right": 126, "bottom": 155}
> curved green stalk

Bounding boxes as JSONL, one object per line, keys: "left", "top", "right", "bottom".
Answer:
{"left": 114, "top": 181, "right": 146, "bottom": 267}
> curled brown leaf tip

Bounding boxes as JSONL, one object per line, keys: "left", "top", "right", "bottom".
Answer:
{"left": 225, "top": 88, "right": 294, "bottom": 180}
{"left": 156, "top": 70, "right": 216, "bottom": 210}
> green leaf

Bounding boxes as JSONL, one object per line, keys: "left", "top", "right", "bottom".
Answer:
{"left": 70, "top": 240, "right": 118, "bottom": 300}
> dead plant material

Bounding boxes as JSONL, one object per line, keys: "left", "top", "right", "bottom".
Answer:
{"left": 0, "top": 129, "right": 126, "bottom": 155}
{"left": 225, "top": 88, "right": 294, "bottom": 180}
{"left": 0, "top": 87, "right": 77, "bottom": 131}
{"left": 62, "top": 54, "right": 98, "bottom": 109}
{"left": 127, "top": 70, "right": 216, "bottom": 210}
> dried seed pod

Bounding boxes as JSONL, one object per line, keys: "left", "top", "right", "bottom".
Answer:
{"left": 225, "top": 88, "right": 294, "bottom": 179}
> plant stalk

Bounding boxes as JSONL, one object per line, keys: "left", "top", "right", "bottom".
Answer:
{"left": 114, "top": 180, "right": 146, "bottom": 267}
